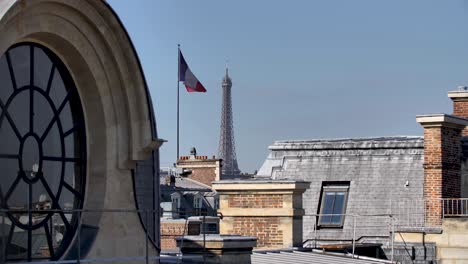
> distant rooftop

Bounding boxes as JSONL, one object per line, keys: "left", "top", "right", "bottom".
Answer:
{"left": 270, "top": 136, "right": 424, "bottom": 150}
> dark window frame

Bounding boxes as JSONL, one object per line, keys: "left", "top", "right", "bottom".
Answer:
{"left": 0, "top": 42, "right": 87, "bottom": 261}
{"left": 318, "top": 184, "right": 349, "bottom": 228}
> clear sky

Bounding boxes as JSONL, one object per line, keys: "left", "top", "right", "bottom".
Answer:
{"left": 108, "top": 0, "right": 468, "bottom": 173}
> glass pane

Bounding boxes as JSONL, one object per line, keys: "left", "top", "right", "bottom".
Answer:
{"left": 9, "top": 180, "right": 29, "bottom": 212}
{"left": 9, "top": 46, "right": 30, "bottom": 88}
{"left": 64, "top": 128, "right": 75, "bottom": 158}
{"left": 42, "top": 123, "right": 61, "bottom": 157}
{"left": 0, "top": 54, "right": 14, "bottom": 101}
{"left": 33, "top": 47, "right": 52, "bottom": 91}
{"left": 42, "top": 160, "right": 62, "bottom": 196}
{"left": 32, "top": 180, "right": 51, "bottom": 224}
{"left": 331, "top": 192, "right": 346, "bottom": 225}
{"left": 60, "top": 163, "right": 78, "bottom": 209}
{"left": 33, "top": 90, "right": 54, "bottom": 136}
{"left": 48, "top": 71, "right": 66, "bottom": 109}
{"left": 60, "top": 102, "right": 73, "bottom": 134}
{"left": 7, "top": 89, "right": 28, "bottom": 135}
{"left": 0, "top": 116, "right": 20, "bottom": 153}
{"left": 31, "top": 228, "right": 49, "bottom": 258}
{"left": 50, "top": 214, "right": 67, "bottom": 253}
{"left": 0, "top": 43, "right": 85, "bottom": 261}
{"left": 320, "top": 192, "right": 335, "bottom": 225}
{"left": 0, "top": 117, "right": 20, "bottom": 190}
{"left": 8, "top": 226, "right": 27, "bottom": 260}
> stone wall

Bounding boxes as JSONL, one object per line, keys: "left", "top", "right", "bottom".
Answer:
{"left": 228, "top": 194, "right": 283, "bottom": 208}
{"left": 396, "top": 219, "right": 468, "bottom": 263}
{"left": 230, "top": 217, "right": 283, "bottom": 247}
{"left": 0, "top": 0, "right": 162, "bottom": 260}
{"left": 213, "top": 180, "right": 309, "bottom": 249}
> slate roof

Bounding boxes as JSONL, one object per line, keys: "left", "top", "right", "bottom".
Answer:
{"left": 256, "top": 136, "right": 425, "bottom": 244}
{"left": 160, "top": 173, "right": 217, "bottom": 218}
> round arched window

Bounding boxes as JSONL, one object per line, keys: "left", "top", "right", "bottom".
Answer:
{"left": 0, "top": 43, "right": 86, "bottom": 261}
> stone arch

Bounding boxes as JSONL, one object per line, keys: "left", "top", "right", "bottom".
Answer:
{"left": 0, "top": 0, "right": 160, "bottom": 259}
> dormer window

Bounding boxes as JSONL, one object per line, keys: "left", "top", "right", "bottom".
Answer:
{"left": 318, "top": 183, "right": 350, "bottom": 227}
{"left": 194, "top": 195, "right": 203, "bottom": 215}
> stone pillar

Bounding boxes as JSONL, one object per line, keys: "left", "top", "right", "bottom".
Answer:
{"left": 416, "top": 114, "right": 468, "bottom": 226}
{"left": 212, "top": 180, "right": 310, "bottom": 249}
{"left": 449, "top": 91, "right": 468, "bottom": 136}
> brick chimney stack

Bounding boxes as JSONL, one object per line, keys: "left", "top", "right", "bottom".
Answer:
{"left": 449, "top": 88, "right": 468, "bottom": 136}
{"left": 417, "top": 114, "right": 468, "bottom": 226}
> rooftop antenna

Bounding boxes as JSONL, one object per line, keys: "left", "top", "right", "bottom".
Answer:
{"left": 225, "top": 58, "right": 229, "bottom": 75}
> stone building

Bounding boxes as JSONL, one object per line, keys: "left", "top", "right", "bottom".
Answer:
{"left": 0, "top": 0, "right": 162, "bottom": 262}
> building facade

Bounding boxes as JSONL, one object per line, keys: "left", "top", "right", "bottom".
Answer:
{"left": 216, "top": 89, "right": 468, "bottom": 263}
{"left": 257, "top": 136, "right": 425, "bottom": 244}
{"left": 0, "top": 0, "right": 162, "bottom": 261}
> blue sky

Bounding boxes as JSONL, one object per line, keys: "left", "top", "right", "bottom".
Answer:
{"left": 108, "top": 0, "right": 468, "bottom": 172}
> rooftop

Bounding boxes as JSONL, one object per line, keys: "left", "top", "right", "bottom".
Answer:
{"left": 270, "top": 136, "right": 424, "bottom": 150}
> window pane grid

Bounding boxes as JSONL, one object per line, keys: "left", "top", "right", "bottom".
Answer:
{"left": 319, "top": 187, "right": 348, "bottom": 227}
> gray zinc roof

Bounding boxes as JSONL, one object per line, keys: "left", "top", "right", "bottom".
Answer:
{"left": 252, "top": 250, "right": 391, "bottom": 264}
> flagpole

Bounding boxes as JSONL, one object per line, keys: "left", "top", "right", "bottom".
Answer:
{"left": 177, "top": 44, "right": 180, "bottom": 162}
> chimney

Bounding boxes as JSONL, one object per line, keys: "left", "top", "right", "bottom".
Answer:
{"left": 449, "top": 87, "right": 468, "bottom": 136}
{"left": 416, "top": 114, "right": 468, "bottom": 226}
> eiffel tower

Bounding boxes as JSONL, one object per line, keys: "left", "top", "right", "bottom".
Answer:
{"left": 218, "top": 67, "right": 241, "bottom": 178}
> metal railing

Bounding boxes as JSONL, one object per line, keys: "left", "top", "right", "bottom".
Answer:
{"left": 305, "top": 213, "right": 396, "bottom": 262}
{"left": 442, "top": 198, "right": 468, "bottom": 217}
{"left": 304, "top": 199, "right": 468, "bottom": 262}
{"left": 0, "top": 208, "right": 162, "bottom": 264}
{"left": 390, "top": 198, "right": 468, "bottom": 228}
{"left": 0, "top": 207, "right": 220, "bottom": 264}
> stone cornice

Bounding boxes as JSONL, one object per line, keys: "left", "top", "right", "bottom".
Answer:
{"left": 218, "top": 208, "right": 305, "bottom": 217}
{"left": 448, "top": 91, "right": 468, "bottom": 102}
{"left": 212, "top": 180, "right": 310, "bottom": 192}
{"left": 270, "top": 136, "right": 424, "bottom": 151}
{"left": 416, "top": 114, "right": 468, "bottom": 129}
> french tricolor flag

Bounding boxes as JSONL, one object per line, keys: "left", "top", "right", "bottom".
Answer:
{"left": 178, "top": 50, "right": 207, "bottom": 93}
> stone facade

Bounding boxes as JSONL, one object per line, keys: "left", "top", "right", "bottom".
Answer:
{"left": 396, "top": 219, "right": 468, "bottom": 263}
{"left": 213, "top": 180, "right": 309, "bottom": 249}
{"left": 0, "top": 0, "right": 162, "bottom": 260}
